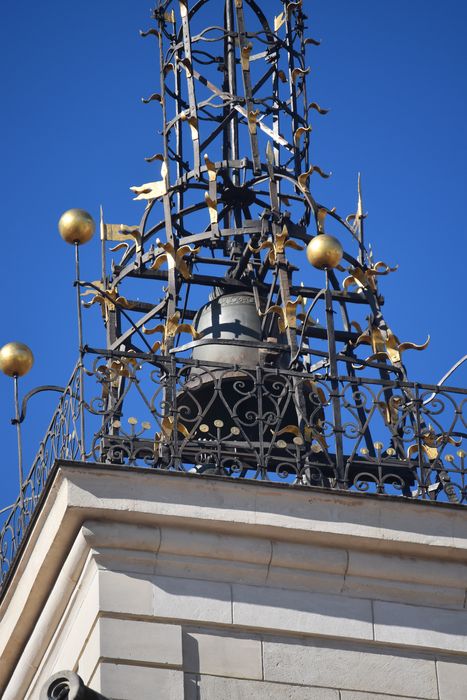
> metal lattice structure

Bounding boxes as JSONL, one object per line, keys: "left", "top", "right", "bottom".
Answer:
{"left": 1, "top": 0, "right": 466, "bottom": 591}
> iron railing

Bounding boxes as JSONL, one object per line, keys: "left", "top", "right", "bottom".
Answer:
{"left": 1, "top": 351, "right": 465, "bottom": 590}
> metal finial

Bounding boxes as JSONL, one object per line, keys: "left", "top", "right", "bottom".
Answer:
{"left": 0, "top": 342, "right": 34, "bottom": 378}
{"left": 58, "top": 208, "right": 95, "bottom": 245}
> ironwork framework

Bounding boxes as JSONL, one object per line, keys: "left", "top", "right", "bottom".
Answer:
{"left": 1, "top": 0, "right": 465, "bottom": 591}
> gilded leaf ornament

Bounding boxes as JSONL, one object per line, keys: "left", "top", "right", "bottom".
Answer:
{"left": 294, "top": 126, "right": 312, "bottom": 147}
{"left": 249, "top": 227, "right": 303, "bottom": 265}
{"left": 154, "top": 416, "right": 190, "bottom": 451}
{"left": 151, "top": 239, "right": 200, "bottom": 280}
{"left": 142, "top": 312, "right": 201, "bottom": 353}
{"left": 316, "top": 207, "right": 336, "bottom": 233}
{"left": 275, "top": 422, "right": 329, "bottom": 453}
{"left": 353, "top": 323, "right": 430, "bottom": 366}
{"left": 261, "top": 296, "right": 305, "bottom": 333}
{"left": 297, "top": 164, "right": 330, "bottom": 193}
{"left": 130, "top": 158, "right": 169, "bottom": 201}
{"left": 81, "top": 284, "right": 135, "bottom": 321}
{"left": 100, "top": 210, "right": 142, "bottom": 253}
{"left": 343, "top": 261, "right": 398, "bottom": 293}
{"left": 407, "top": 426, "right": 461, "bottom": 462}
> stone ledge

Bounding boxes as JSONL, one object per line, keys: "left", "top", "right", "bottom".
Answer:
{"left": 1, "top": 463, "right": 466, "bottom": 696}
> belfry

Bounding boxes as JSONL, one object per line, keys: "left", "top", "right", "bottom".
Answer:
{"left": 0, "top": 2, "right": 466, "bottom": 699}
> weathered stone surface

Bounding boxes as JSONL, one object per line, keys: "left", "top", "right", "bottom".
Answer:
{"left": 182, "top": 630, "right": 262, "bottom": 679}
{"left": 185, "top": 674, "right": 339, "bottom": 700}
{"left": 79, "top": 617, "right": 182, "bottom": 683}
{"left": 98, "top": 569, "right": 154, "bottom": 617}
{"left": 340, "top": 693, "right": 429, "bottom": 700}
{"left": 90, "top": 662, "right": 184, "bottom": 700}
{"left": 374, "top": 601, "right": 467, "bottom": 652}
{"left": 263, "top": 639, "right": 439, "bottom": 698}
{"left": 153, "top": 575, "right": 232, "bottom": 623}
{"left": 437, "top": 660, "right": 467, "bottom": 700}
{"left": 2, "top": 466, "right": 467, "bottom": 700}
{"left": 233, "top": 583, "right": 373, "bottom": 639}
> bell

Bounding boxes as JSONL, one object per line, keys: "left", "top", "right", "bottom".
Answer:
{"left": 174, "top": 293, "right": 322, "bottom": 472}
{"left": 191, "top": 291, "right": 262, "bottom": 368}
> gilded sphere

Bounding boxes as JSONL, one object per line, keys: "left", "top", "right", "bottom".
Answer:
{"left": 0, "top": 342, "right": 34, "bottom": 378}
{"left": 306, "top": 234, "right": 343, "bottom": 270}
{"left": 58, "top": 208, "right": 95, "bottom": 245}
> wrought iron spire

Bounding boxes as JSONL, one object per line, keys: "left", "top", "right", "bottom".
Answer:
{"left": 1, "top": 0, "right": 465, "bottom": 593}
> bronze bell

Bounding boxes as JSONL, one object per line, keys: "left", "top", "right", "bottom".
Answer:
{"left": 191, "top": 291, "right": 263, "bottom": 368}
{"left": 175, "top": 293, "right": 320, "bottom": 462}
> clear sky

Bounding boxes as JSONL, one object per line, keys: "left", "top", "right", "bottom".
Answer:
{"left": 0, "top": 1, "right": 465, "bottom": 511}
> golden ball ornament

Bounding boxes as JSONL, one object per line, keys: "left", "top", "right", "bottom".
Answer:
{"left": 58, "top": 208, "right": 95, "bottom": 245}
{"left": 0, "top": 342, "right": 34, "bottom": 378}
{"left": 306, "top": 234, "right": 343, "bottom": 270}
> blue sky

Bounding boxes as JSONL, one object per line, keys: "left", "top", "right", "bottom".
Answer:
{"left": 0, "top": 0, "right": 465, "bottom": 510}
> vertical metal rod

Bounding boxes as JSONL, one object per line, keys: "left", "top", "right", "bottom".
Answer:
{"left": 13, "top": 375, "right": 24, "bottom": 509}
{"left": 74, "top": 242, "right": 86, "bottom": 460}
{"left": 99, "top": 205, "right": 107, "bottom": 285}
{"left": 325, "top": 271, "right": 345, "bottom": 486}
{"left": 225, "top": 0, "right": 239, "bottom": 185}
{"left": 357, "top": 173, "right": 365, "bottom": 264}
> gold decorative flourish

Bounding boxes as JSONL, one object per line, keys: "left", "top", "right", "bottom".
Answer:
{"left": 101, "top": 221, "right": 142, "bottom": 255}
{"left": 82, "top": 284, "right": 135, "bottom": 321}
{"left": 142, "top": 93, "right": 162, "bottom": 104}
{"left": 204, "top": 193, "right": 218, "bottom": 225}
{"left": 180, "top": 112, "right": 199, "bottom": 139}
{"left": 248, "top": 109, "right": 260, "bottom": 135}
{"left": 305, "top": 379, "right": 328, "bottom": 405}
{"left": 291, "top": 67, "right": 310, "bottom": 84}
{"left": 96, "top": 355, "right": 140, "bottom": 401}
{"left": 130, "top": 159, "right": 168, "bottom": 201}
{"left": 249, "top": 227, "right": 303, "bottom": 265}
{"left": 274, "top": 423, "right": 328, "bottom": 453}
{"left": 241, "top": 43, "right": 253, "bottom": 70}
{"left": 407, "top": 425, "right": 461, "bottom": 462}
{"left": 308, "top": 101, "right": 329, "bottom": 115}
{"left": 275, "top": 0, "right": 303, "bottom": 30}
{"left": 151, "top": 240, "right": 200, "bottom": 280}
{"left": 261, "top": 297, "right": 305, "bottom": 333}
{"left": 294, "top": 126, "right": 312, "bottom": 147}
{"left": 304, "top": 37, "right": 321, "bottom": 46}
{"left": 297, "top": 164, "right": 330, "bottom": 192}
{"left": 316, "top": 206, "right": 336, "bottom": 233}
{"left": 377, "top": 395, "right": 403, "bottom": 427}
{"left": 353, "top": 323, "right": 430, "bottom": 366}
{"left": 204, "top": 153, "right": 217, "bottom": 181}
{"left": 142, "top": 311, "right": 201, "bottom": 353}
{"left": 343, "top": 261, "right": 398, "bottom": 293}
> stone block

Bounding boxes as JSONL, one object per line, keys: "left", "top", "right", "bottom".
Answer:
{"left": 185, "top": 674, "right": 339, "bottom": 700}
{"left": 343, "top": 574, "right": 466, "bottom": 609}
{"left": 90, "top": 662, "right": 184, "bottom": 700}
{"left": 263, "top": 639, "right": 438, "bottom": 698}
{"left": 98, "top": 569, "right": 154, "bottom": 617}
{"left": 182, "top": 630, "right": 262, "bottom": 679}
{"left": 79, "top": 617, "right": 182, "bottom": 682}
{"left": 341, "top": 693, "right": 426, "bottom": 700}
{"left": 437, "top": 660, "right": 467, "bottom": 700}
{"left": 153, "top": 575, "right": 232, "bottom": 624}
{"left": 232, "top": 583, "right": 373, "bottom": 640}
{"left": 374, "top": 601, "right": 467, "bottom": 652}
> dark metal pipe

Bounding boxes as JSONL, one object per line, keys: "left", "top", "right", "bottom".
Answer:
{"left": 40, "top": 670, "right": 109, "bottom": 700}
